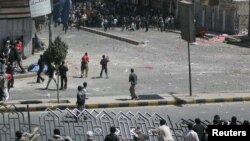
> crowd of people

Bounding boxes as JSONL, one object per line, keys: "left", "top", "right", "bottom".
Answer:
{"left": 181, "top": 115, "right": 250, "bottom": 141}
{"left": 53, "top": 1, "right": 176, "bottom": 33}
{"left": 0, "top": 36, "right": 26, "bottom": 101}
{"left": 14, "top": 115, "right": 250, "bottom": 141}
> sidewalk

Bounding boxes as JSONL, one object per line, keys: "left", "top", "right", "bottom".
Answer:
{"left": 1, "top": 92, "right": 250, "bottom": 112}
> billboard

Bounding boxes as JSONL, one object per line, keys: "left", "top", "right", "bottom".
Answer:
{"left": 179, "top": 1, "right": 196, "bottom": 42}
{"left": 29, "top": 0, "right": 51, "bottom": 18}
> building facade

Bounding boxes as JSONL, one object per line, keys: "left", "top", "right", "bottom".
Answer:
{"left": 0, "top": 0, "right": 35, "bottom": 56}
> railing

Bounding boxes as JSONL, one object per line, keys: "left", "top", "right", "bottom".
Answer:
{"left": 0, "top": 104, "right": 212, "bottom": 141}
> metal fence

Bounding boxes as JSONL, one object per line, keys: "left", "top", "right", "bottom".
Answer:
{"left": 0, "top": 104, "right": 209, "bottom": 141}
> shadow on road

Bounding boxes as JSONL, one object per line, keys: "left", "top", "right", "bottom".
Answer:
{"left": 27, "top": 82, "right": 39, "bottom": 84}
{"left": 72, "top": 76, "right": 82, "bottom": 78}
{"left": 35, "top": 88, "right": 57, "bottom": 91}
{"left": 169, "top": 92, "right": 185, "bottom": 107}
{"left": 116, "top": 98, "right": 131, "bottom": 101}
{"left": 91, "top": 76, "right": 102, "bottom": 79}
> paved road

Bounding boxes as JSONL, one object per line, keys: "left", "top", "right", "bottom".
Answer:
{"left": 10, "top": 26, "right": 250, "bottom": 101}
{"left": 20, "top": 102, "right": 250, "bottom": 126}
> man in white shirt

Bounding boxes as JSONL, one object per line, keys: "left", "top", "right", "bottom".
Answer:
{"left": 182, "top": 123, "right": 199, "bottom": 141}
{"left": 151, "top": 119, "right": 174, "bottom": 141}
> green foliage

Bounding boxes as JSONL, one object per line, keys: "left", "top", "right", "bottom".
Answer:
{"left": 43, "top": 36, "right": 68, "bottom": 65}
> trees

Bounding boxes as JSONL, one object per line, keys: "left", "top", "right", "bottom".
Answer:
{"left": 43, "top": 36, "right": 68, "bottom": 65}
{"left": 43, "top": 36, "right": 68, "bottom": 103}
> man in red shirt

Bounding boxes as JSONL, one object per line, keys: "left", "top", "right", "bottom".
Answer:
{"left": 81, "top": 52, "right": 89, "bottom": 78}
{"left": 15, "top": 39, "right": 23, "bottom": 59}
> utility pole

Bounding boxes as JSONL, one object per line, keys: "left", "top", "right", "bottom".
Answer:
{"left": 49, "top": 0, "right": 53, "bottom": 45}
{"left": 48, "top": 14, "right": 52, "bottom": 45}
{"left": 179, "top": 1, "right": 196, "bottom": 97}
{"left": 48, "top": 0, "right": 60, "bottom": 103}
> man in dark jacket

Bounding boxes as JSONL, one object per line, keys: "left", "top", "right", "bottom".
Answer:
{"left": 59, "top": 60, "right": 68, "bottom": 90}
{"left": 9, "top": 44, "right": 25, "bottom": 73}
{"left": 45, "top": 63, "right": 56, "bottom": 90}
{"left": 100, "top": 55, "right": 109, "bottom": 78}
{"left": 104, "top": 127, "right": 119, "bottom": 141}
{"left": 36, "top": 55, "right": 45, "bottom": 83}
{"left": 76, "top": 85, "right": 85, "bottom": 112}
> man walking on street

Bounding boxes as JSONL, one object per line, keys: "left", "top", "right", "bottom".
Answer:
{"left": 81, "top": 52, "right": 89, "bottom": 78}
{"left": 129, "top": 68, "right": 139, "bottom": 100}
{"left": 76, "top": 85, "right": 85, "bottom": 112}
{"left": 45, "top": 63, "right": 56, "bottom": 90}
{"left": 59, "top": 60, "right": 68, "bottom": 90}
{"left": 36, "top": 55, "right": 45, "bottom": 83}
{"left": 100, "top": 55, "right": 109, "bottom": 78}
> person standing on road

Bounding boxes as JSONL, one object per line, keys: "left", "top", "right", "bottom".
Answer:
{"left": 81, "top": 52, "right": 89, "bottom": 78}
{"left": 45, "top": 63, "right": 56, "bottom": 90}
{"left": 144, "top": 17, "right": 149, "bottom": 32}
{"left": 36, "top": 55, "right": 45, "bottom": 83}
{"left": 62, "top": 23, "right": 68, "bottom": 33}
{"left": 59, "top": 60, "right": 68, "bottom": 90}
{"left": 182, "top": 123, "right": 199, "bottom": 141}
{"left": 151, "top": 119, "right": 174, "bottom": 141}
{"left": 100, "top": 55, "right": 109, "bottom": 78}
{"left": 129, "top": 68, "right": 138, "bottom": 100}
{"left": 76, "top": 82, "right": 87, "bottom": 112}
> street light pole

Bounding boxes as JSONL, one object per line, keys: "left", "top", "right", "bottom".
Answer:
{"left": 48, "top": 13, "right": 52, "bottom": 45}
{"left": 187, "top": 0, "right": 195, "bottom": 97}
{"left": 188, "top": 41, "right": 192, "bottom": 96}
{"left": 188, "top": 0, "right": 195, "bottom": 97}
{"left": 49, "top": 0, "right": 53, "bottom": 45}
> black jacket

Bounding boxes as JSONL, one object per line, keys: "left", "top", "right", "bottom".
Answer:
{"left": 47, "top": 65, "right": 55, "bottom": 78}
{"left": 104, "top": 133, "right": 119, "bottom": 141}
{"left": 100, "top": 58, "right": 109, "bottom": 67}
{"left": 59, "top": 64, "right": 68, "bottom": 77}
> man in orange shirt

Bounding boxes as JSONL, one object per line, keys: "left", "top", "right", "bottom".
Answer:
{"left": 81, "top": 52, "right": 89, "bottom": 78}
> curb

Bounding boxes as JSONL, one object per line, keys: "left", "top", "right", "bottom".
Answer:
{"left": 14, "top": 72, "right": 37, "bottom": 79}
{"left": 167, "top": 30, "right": 181, "bottom": 34}
{"left": 80, "top": 27, "right": 141, "bottom": 45}
{"left": 1, "top": 96, "right": 250, "bottom": 112}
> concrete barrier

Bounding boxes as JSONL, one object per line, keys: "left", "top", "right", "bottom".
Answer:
{"left": 80, "top": 27, "right": 141, "bottom": 45}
